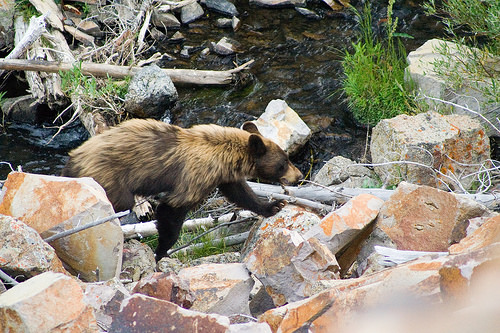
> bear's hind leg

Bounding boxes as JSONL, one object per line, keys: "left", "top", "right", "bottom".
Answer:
{"left": 155, "top": 203, "right": 189, "bottom": 260}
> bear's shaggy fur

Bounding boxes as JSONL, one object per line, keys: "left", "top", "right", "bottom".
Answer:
{"left": 62, "top": 119, "right": 302, "bottom": 259}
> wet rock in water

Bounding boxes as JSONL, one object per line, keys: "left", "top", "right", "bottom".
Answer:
{"left": 205, "top": 0, "right": 239, "bottom": 17}
{"left": 124, "top": 64, "right": 178, "bottom": 119}
{"left": 0, "top": 172, "right": 123, "bottom": 282}
{"left": 170, "top": 30, "right": 185, "bottom": 43}
{"left": 241, "top": 205, "right": 321, "bottom": 258}
{"left": 407, "top": 39, "right": 500, "bottom": 136}
{"left": 109, "top": 293, "right": 230, "bottom": 332}
{"left": 250, "top": 0, "right": 306, "bottom": 7}
{"left": 295, "top": 7, "right": 321, "bottom": 20}
{"left": 152, "top": 10, "right": 181, "bottom": 29}
{"left": 132, "top": 272, "right": 195, "bottom": 309}
{"left": 150, "top": 27, "right": 167, "bottom": 42}
{"left": 180, "top": 45, "right": 195, "bottom": 58}
{"left": 371, "top": 111, "right": 490, "bottom": 190}
{"left": 313, "top": 155, "right": 376, "bottom": 187}
{"left": 0, "top": 95, "right": 39, "bottom": 124}
{"left": 0, "top": 214, "right": 68, "bottom": 280}
{"left": 252, "top": 99, "right": 312, "bottom": 155}
{"left": 213, "top": 36, "right": 241, "bottom": 55}
{"left": 232, "top": 16, "right": 241, "bottom": 31}
{"left": 120, "top": 239, "right": 156, "bottom": 283}
{"left": 83, "top": 278, "right": 131, "bottom": 331}
{"left": 244, "top": 228, "right": 340, "bottom": 306}
{"left": 178, "top": 263, "right": 254, "bottom": 316}
{"left": 181, "top": 1, "right": 204, "bottom": 24}
{"left": 215, "top": 17, "right": 232, "bottom": 28}
{"left": 0, "top": 272, "right": 98, "bottom": 332}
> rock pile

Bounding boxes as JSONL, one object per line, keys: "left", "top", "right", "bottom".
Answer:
{"left": 0, "top": 166, "right": 499, "bottom": 331}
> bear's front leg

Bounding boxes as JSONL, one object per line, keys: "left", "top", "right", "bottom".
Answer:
{"left": 155, "top": 203, "right": 189, "bottom": 260}
{"left": 218, "top": 181, "right": 286, "bottom": 217}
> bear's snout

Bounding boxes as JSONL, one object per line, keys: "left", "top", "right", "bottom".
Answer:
{"left": 280, "top": 162, "right": 303, "bottom": 185}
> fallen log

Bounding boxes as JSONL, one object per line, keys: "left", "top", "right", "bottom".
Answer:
{"left": 247, "top": 181, "right": 500, "bottom": 209}
{"left": 0, "top": 58, "right": 254, "bottom": 85}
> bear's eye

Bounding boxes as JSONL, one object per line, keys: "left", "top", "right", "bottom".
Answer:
{"left": 278, "top": 163, "right": 286, "bottom": 173}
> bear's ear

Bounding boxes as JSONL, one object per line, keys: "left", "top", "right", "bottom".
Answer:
{"left": 248, "top": 134, "right": 267, "bottom": 157}
{"left": 242, "top": 121, "right": 261, "bottom": 135}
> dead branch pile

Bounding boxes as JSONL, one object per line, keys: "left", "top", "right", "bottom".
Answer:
{"left": 0, "top": 0, "right": 253, "bottom": 134}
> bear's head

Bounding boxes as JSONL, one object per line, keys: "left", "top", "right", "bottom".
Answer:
{"left": 242, "top": 122, "right": 303, "bottom": 185}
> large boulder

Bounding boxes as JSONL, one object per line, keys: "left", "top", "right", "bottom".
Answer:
{"left": 0, "top": 272, "right": 98, "bottom": 332}
{"left": 0, "top": 172, "right": 123, "bottom": 282}
{"left": 406, "top": 39, "right": 500, "bottom": 136}
{"left": 356, "top": 182, "right": 491, "bottom": 275}
{"left": 370, "top": 111, "right": 490, "bottom": 190}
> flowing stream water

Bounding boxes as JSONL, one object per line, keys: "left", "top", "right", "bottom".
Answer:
{"left": 0, "top": 1, "right": 445, "bottom": 180}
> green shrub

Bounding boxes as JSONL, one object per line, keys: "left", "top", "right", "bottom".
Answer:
{"left": 342, "top": 1, "right": 416, "bottom": 126}
{"left": 424, "top": 0, "right": 500, "bottom": 53}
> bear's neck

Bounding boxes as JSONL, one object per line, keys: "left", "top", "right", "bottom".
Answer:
{"left": 184, "top": 125, "right": 257, "bottom": 180}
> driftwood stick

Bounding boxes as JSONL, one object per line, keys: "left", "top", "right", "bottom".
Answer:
{"left": 250, "top": 187, "right": 333, "bottom": 212}
{"left": 43, "top": 210, "right": 129, "bottom": 243}
{"left": 122, "top": 210, "right": 255, "bottom": 239}
{"left": 0, "top": 268, "right": 19, "bottom": 286}
{"left": 2, "top": 13, "right": 48, "bottom": 62}
{"left": 0, "top": 59, "right": 255, "bottom": 85}
{"left": 247, "top": 181, "right": 500, "bottom": 209}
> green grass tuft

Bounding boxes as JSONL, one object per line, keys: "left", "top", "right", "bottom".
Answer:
{"left": 342, "top": 1, "right": 417, "bottom": 126}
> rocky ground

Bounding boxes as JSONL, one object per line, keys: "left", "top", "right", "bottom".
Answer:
{"left": 0, "top": 0, "right": 499, "bottom": 332}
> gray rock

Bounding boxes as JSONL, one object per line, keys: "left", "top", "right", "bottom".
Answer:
{"left": 178, "top": 263, "right": 254, "bottom": 316}
{"left": 213, "top": 36, "right": 241, "bottom": 55}
{"left": 370, "top": 111, "right": 491, "bottom": 190}
{"left": 0, "top": 214, "right": 67, "bottom": 280}
{"left": 1, "top": 95, "right": 39, "bottom": 124}
{"left": 0, "top": 0, "right": 14, "bottom": 49}
{"left": 205, "top": 0, "right": 239, "bottom": 17}
{"left": 215, "top": 18, "right": 232, "bottom": 28}
{"left": 120, "top": 239, "right": 156, "bottom": 282}
{"left": 252, "top": 99, "right": 311, "bottom": 155}
{"left": 124, "top": 64, "right": 178, "bottom": 119}
{"left": 181, "top": 1, "right": 204, "bottom": 24}
{"left": 295, "top": 7, "right": 321, "bottom": 20}
{"left": 313, "top": 156, "right": 375, "bottom": 186}
{"left": 406, "top": 39, "right": 500, "bottom": 136}
{"left": 152, "top": 10, "right": 181, "bottom": 29}
{"left": 83, "top": 278, "right": 131, "bottom": 330}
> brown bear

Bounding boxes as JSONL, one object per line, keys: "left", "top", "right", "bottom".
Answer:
{"left": 62, "top": 118, "right": 302, "bottom": 259}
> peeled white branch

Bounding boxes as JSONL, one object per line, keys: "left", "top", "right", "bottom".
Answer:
{"left": 122, "top": 210, "right": 255, "bottom": 239}
{"left": 0, "top": 59, "right": 255, "bottom": 86}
